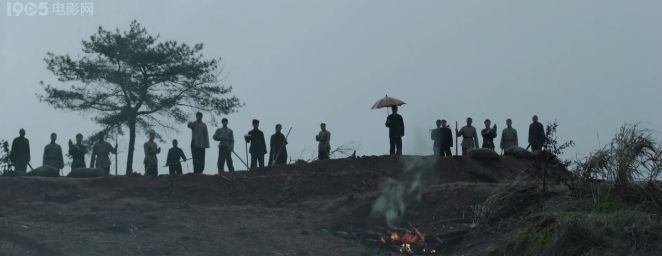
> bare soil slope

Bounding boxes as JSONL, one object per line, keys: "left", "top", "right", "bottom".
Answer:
{"left": 0, "top": 155, "right": 568, "bottom": 256}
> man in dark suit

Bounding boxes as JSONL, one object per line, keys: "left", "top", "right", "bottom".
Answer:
{"left": 385, "top": 106, "right": 405, "bottom": 156}
{"left": 10, "top": 129, "right": 30, "bottom": 172}
{"left": 245, "top": 119, "right": 267, "bottom": 169}
{"left": 528, "top": 115, "right": 545, "bottom": 152}
{"left": 438, "top": 119, "right": 453, "bottom": 157}
{"left": 269, "top": 124, "right": 288, "bottom": 166}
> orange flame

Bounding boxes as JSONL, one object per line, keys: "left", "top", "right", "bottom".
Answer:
{"left": 390, "top": 231, "right": 399, "bottom": 241}
{"left": 384, "top": 230, "right": 426, "bottom": 244}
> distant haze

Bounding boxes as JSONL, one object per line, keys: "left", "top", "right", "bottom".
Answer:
{"left": 1, "top": 0, "right": 661, "bottom": 174}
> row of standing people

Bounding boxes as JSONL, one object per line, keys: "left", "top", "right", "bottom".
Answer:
{"left": 431, "top": 115, "right": 546, "bottom": 156}
{"left": 382, "top": 106, "right": 546, "bottom": 157}
{"left": 186, "top": 112, "right": 331, "bottom": 175}
{"left": 7, "top": 112, "right": 332, "bottom": 176}
{"left": 9, "top": 129, "right": 117, "bottom": 174}
{"left": 7, "top": 111, "right": 545, "bottom": 175}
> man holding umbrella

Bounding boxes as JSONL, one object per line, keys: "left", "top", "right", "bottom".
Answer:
{"left": 372, "top": 95, "right": 406, "bottom": 156}
{"left": 385, "top": 106, "right": 405, "bottom": 156}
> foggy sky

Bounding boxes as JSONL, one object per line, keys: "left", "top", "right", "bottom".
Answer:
{"left": 1, "top": 0, "right": 661, "bottom": 174}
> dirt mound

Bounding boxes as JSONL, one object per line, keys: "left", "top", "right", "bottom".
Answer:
{"left": 0, "top": 155, "right": 571, "bottom": 256}
{"left": 0, "top": 155, "right": 566, "bottom": 205}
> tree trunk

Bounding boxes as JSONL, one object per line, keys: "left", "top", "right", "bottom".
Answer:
{"left": 126, "top": 118, "right": 137, "bottom": 174}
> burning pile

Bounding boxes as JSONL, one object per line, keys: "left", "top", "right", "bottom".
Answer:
{"left": 377, "top": 228, "right": 440, "bottom": 255}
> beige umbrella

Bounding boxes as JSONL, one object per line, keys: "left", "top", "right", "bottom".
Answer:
{"left": 371, "top": 95, "right": 406, "bottom": 114}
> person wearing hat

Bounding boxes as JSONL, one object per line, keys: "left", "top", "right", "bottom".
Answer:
{"left": 481, "top": 119, "right": 497, "bottom": 150}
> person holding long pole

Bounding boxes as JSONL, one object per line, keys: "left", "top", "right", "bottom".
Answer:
{"left": 115, "top": 132, "right": 118, "bottom": 176}
{"left": 213, "top": 118, "right": 235, "bottom": 173}
{"left": 455, "top": 117, "right": 479, "bottom": 156}
{"left": 269, "top": 124, "right": 289, "bottom": 166}
{"left": 455, "top": 121, "right": 459, "bottom": 156}
{"left": 166, "top": 139, "right": 187, "bottom": 175}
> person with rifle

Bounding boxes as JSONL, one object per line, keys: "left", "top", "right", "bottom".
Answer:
{"left": 213, "top": 118, "right": 235, "bottom": 173}
{"left": 245, "top": 119, "right": 267, "bottom": 170}
{"left": 143, "top": 131, "right": 161, "bottom": 177}
{"left": 385, "top": 106, "right": 405, "bottom": 156}
{"left": 166, "top": 139, "right": 187, "bottom": 175}
{"left": 269, "top": 124, "right": 288, "bottom": 166}
{"left": 9, "top": 128, "right": 30, "bottom": 173}
{"left": 456, "top": 117, "right": 479, "bottom": 155}
{"left": 43, "top": 133, "right": 64, "bottom": 171}
{"left": 90, "top": 131, "right": 117, "bottom": 175}
{"left": 187, "top": 112, "right": 210, "bottom": 174}
{"left": 438, "top": 119, "right": 453, "bottom": 157}
{"left": 316, "top": 123, "right": 331, "bottom": 160}
{"left": 481, "top": 119, "right": 497, "bottom": 150}
{"left": 528, "top": 115, "right": 545, "bottom": 152}
{"left": 68, "top": 133, "right": 87, "bottom": 170}
{"left": 500, "top": 119, "right": 519, "bottom": 152}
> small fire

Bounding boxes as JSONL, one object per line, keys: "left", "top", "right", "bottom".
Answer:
{"left": 379, "top": 228, "right": 437, "bottom": 255}
{"left": 383, "top": 230, "right": 426, "bottom": 244}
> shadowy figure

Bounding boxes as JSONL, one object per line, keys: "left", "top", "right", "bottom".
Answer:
{"left": 68, "top": 133, "right": 87, "bottom": 170}
{"left": 431, "top": 120, "right": 442, "bottom": 156}
{"left": 10, "top": 129, "right": 30, "bottom": 172}
{"left": 166, "top": 139, "right": 187, "bottom": 175}
{"left": 456, "top": 117, "right": 479, "bottom": 155}
{"left": 528, "top": 115, "right": 545, "bottom": 152}
{"left": 187, "top": 112, "right": 210, "bottom": 174}
{"left": 143, "top": 131, "right": 161, "bottom": 177}
{"left": 500, "top": 119, "right": 519, "bottom": 152}
{"left": 90, "top": 132, "right": 117, "bottom": 175}
{"left": 438, "top": 119, "right": 453, "bottom": 157}
{"left": 246, "top": 119, "right": 267, "bottom": 170}
{"left": 385, "top": 106, "right": 404, "bottom": 156}
{"left": 481, "top": 119, "right": 497, "bottom": 150}
{"left": 213, "top": 118, "right": 235, "bottom": 173}
{"left": 43, "top": 133, "right": 64, "bottom": 171}
{"left": 316, "top": 123, "right": 331, "bottom": 160}
{"left": 269, "top": 124, "right": 288, "bottom": 166}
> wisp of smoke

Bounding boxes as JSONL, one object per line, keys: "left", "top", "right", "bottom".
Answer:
{"left": 371, "top": 157, "right": 435, "bottom": 228}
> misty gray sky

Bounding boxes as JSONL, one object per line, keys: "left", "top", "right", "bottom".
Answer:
{"left": 1, "top": 0, "right": 661, "bottom": 174}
